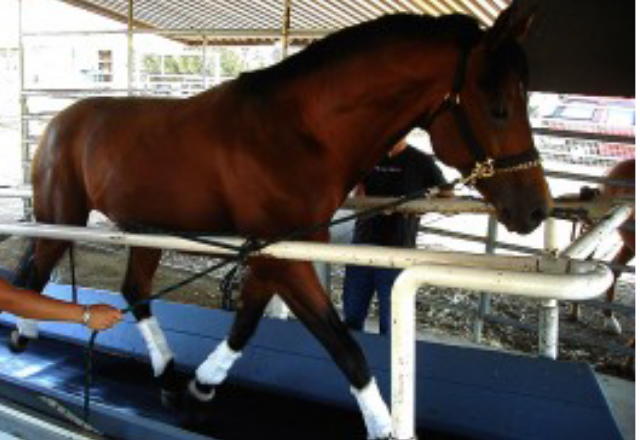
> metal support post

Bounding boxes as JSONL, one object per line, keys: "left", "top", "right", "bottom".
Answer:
{"left": 18, "top": 0, "right": 32, "bottom": 219}
{"left": 201, "top": 35, "right": 207, "bottom": 90}
{"left": 127, "top": 0, "right": 134, "bottom": 95}
{"left": 540, "top": 218, "right": 560, "bottom": 359}
{"left": 473, "top": 215, "right": 498, "bottom": 342}
{"left": 264, "top": 0, "right": 293, "bottom": 320}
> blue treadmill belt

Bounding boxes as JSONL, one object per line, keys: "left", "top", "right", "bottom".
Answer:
{"left": 0, "top": 328, "right": 468, "bottom": 440}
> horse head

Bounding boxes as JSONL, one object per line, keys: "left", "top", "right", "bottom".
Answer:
{"left": 426, "top": 6, "right": 552, "bottom": 234}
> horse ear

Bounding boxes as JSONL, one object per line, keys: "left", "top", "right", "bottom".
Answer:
{"left": 485, "top": 5, "right": 536, "bottom": 52}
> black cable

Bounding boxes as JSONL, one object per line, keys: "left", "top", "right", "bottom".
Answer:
{"left": 80, "top": 183, "right": 450, "bottom": 423}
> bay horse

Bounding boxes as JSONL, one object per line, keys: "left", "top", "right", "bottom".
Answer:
{"left": 11, "top": 6, "right": 550, "bottom": 439}
{"left": 570, "top": 159, "right": 635, "bottom": 335}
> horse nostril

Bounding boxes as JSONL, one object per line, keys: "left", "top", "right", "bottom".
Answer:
{"left": 530, "top": 206, "right": 548, "bottom": 225}
{"left": 499, "top": 207, "right": 511, "bottom": 223}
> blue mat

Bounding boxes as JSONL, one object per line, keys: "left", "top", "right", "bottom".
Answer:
{"left": 0, "top": 283, "right": 624, "bottom": 440}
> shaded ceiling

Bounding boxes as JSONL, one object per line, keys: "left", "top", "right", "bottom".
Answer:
{"left": 56, "top": 0, "right": 634, "bottom": 97}
{"left": 59, "top": 0, "right": 510, "bottom": 37}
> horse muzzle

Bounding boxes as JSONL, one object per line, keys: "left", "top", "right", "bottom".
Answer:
{"left": 496, "top": 204, "right": 551, "bottom": 235}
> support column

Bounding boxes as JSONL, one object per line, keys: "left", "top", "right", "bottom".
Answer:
{"left": 127, "top": 0, "right": 134, "bottom": 95}
{"left": 473, "top": 215, "right": 498, "bottom": 343}
{"left": 18, "top": 0, "right": 32, "bottom": 219}
{"left": 540, "top": 218, "right": 560, "bottom": 359}
{"left": 264, "top": 0, "right": 293, "bottom": 320}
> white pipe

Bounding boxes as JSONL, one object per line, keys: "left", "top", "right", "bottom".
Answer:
{"left": 561, "top": 205, "right": 634, "bottom": 259}
{"left": 540, "top": 219, "right": 560, "bottom": 359}
{"left": 1, "top": 188, "right": 632, "bottom": 220}
{"left": 0, "top": 188, "right": 32, "bottom": 199}
{"left": 390, "top": 262, "right": 613, "bottom": 440}
{"left": 0, "top": 222, "right": 597, "bottom": 273}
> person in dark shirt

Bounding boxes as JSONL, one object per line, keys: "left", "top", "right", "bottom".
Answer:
{"left": 342, "top": 138, "right": 449, "bottom": 335}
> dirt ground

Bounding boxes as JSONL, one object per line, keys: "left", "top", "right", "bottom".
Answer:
{"left": 0, "top": 232, "right": 635, "bottom": 380}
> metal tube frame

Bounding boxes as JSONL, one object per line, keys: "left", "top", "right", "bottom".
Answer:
{"left": 390, "top": 262, "right": 613, "bottom": 440}
{"left": 472, "top": 215, "right": 498, "bottom": 342}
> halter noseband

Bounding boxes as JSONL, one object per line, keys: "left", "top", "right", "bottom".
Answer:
{"left": 425, "top": 47, "right": 541, "bottom": 186}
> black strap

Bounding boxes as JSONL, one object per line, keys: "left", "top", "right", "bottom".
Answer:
{"left": 425, "top": 46, "right": 540, "bottom": 176}
{"left": 493, "top": 148, "right": 540, "bottom": 170}
{"left": 450, "top": 103, "right": 487, "bottom": 163}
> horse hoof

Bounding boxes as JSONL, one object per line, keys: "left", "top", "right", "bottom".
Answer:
{"left": 161, "top": 387, "right": 183, "bottom": 410}
{"left": 156, "top": 360, "right": 183, "bottom": 409}
{"left": 8, "top": 330, "right": 31, "bottom": 353}
{"left": 604, "top": 316, "right": 622, "bottom": 335}
{"left": 188, "top": 379, "right": 216, "bottom": 402}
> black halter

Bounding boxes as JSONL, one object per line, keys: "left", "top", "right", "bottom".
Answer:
{"left": 425, "top": 47, "right": 541, "bottom": 186}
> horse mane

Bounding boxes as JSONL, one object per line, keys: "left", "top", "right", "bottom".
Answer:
{"left": 235, "top": 13, "right": 485, "bottom": 92}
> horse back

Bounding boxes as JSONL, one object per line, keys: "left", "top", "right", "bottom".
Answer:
{"left": 33, "top": 88, "right": 343, "bottom": 239}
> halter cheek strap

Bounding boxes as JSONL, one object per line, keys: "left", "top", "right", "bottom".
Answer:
{"left": 424, "top": 47, "right": 541, "bottom": 186}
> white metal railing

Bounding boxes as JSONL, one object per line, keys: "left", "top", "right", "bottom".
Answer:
{"left": 0, "top": 221, "right": 614, "bottom": 440}
{"left": 0, "top": 186, "right": 633, "bottom": 220}
{"left": 0, "top": 222, "right": 580, "bottom": 272}
{"left": 537, "top": 205, "right": 634, "bottom": 359}
{"left": 390, "top": 261, "right": 612, "bottom": 440}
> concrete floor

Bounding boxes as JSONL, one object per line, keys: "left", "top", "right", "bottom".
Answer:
{"left": 597, "top": 374, "right": 635, "bottom": 440}
{"left": 364, "top": 318, "right": 636, "bottom": 440}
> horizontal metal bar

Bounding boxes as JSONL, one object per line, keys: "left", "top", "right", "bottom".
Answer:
{"left": 561, "top": 205, "right": 633, "bottom": 259}
{"left": 22, "top": 27, "right": 329, "bottom": 40}
{"left": 545, "top": 169, "right": 636, "bottom": 189}
{"left": 420, "top": 225, "right": 545, "bottom": 255}
{"left": 533, "top": 127, "right": 635, "bottom": 144}
{"left": 0, "top": 187, "right": 32, "bottom": 199}
{"left": 6, "top": 188, "right": 630, "bottom": 219}
{"left": 0, "top": 222, "right": 592, "bottom": 274}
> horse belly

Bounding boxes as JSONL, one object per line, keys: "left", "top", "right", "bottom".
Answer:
{"left": 85, "top": 146, "right": 234, "bottom": 232}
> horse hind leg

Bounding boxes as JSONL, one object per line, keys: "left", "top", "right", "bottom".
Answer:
{"left": 9, "top": 165, "right": 92, "bottom": 351}
{"left": 9, "top": 237, "right": 78, "bottom": 352}
{"left": 603, "top": 244, "right": 634, "bottom": 335}
{"left": 216, "top": 260, "right": 391, "bottom": 440}
{"left": 189, "top": 260, "right": 274, "bottom": 402}
{"left": 277, "top": 262, "right": 391, "bottom": 439}
{"left": 121, "top": 247, "right": 180, "bottom": 406}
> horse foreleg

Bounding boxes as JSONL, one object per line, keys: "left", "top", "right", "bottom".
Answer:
{"left": 603, "top": 245, "right": 634, "bottom": 335}
{"left": 274, "top": 261, "right": 391, "bottom": 440}
{"left": 189, "top": 261, "right": 274, "bottom": 401}
{"left": 121, "top": 247, "right": 179, "bottom": 403}
{"left": 10, "top": 239, "right": 71, "bottom": 352}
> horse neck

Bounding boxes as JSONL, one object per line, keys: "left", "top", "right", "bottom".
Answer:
{"left": 292, "top": 41, "right": 456, "bottom": 188}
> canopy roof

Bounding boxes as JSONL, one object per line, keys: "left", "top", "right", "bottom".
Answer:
{"left": 59, "top": 0, "right": 510, "bottom": 43}
{"left": 56, "top": 0, "right": 634, "bottom": 97}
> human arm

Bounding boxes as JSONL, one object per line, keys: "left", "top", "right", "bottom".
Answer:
{"left": 0, "top": 278, "right": 122, "bottom": 330}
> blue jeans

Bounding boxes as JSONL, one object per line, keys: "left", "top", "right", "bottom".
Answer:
{"left": 342, "top": 265, "right": 401, "bottom": 335}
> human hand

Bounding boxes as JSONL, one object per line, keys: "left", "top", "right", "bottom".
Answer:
{"left": 84, "top": 304, "right": 123, "bottom": 330}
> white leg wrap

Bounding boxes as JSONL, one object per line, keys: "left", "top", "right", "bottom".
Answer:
{"left": 17, "top": 319, "right": 39, "bottom": 339}
{"left": 351, "top": 379, "right": 393, "bottom": 440}
{"left": 137, "top": 317, "right": 174, "bottom": 377}
{"left": 195, "top": 339, "right": 242, "bottom": 386}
